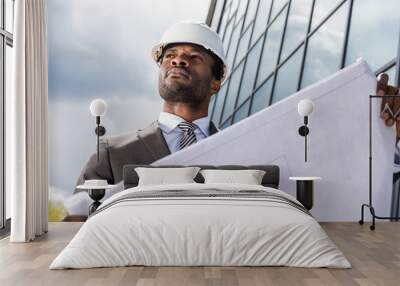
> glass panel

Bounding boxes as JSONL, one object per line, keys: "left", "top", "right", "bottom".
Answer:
{"left": 212, "top": 82, "right": 229, "bottom": 124}
{"left": 385, "top": 65, "right": 397, "bottom": 86}
{"left": 218, "top": 8, "right": 229, "bottom": 36}
{"left": 211, "top": 0, "right": 226, "bottom": 31}
{"left": 256, "top": 9, "right": 287, "bottom": 86}
{"left": 270, "top": 0, "right": 287, "bottom": 20}
{"left": 234, "top": 25, "right": 252, "bottom": 66}
{"left": 5, "top": 44, "right": 12, "bottom": 219}
{"left": 209, "top": 94, "right": 216, "bottom": 116}
{"left": 345, "top": 0, "right": 400, "bottom": 72}
{"left": 220, "top": 118, "right": 232, "bottom": 129}
{"left": 272, "top": 46, "right": 304, "bottom": 104}
{"left": 251, "top": 0, "right": 272, "bottom": 45}
{"left": 223, "top": 19, "right": 235, "bottom": 53}
{"left": 250, "top": 78, "right": 273, "bottom": 114}
{"left": 6, "top": 0, "right": 14, "bottom": 33}
{"left": 237, "top": 38, "right": 263, "bottom": 106}
{"left": 233, "top": 99, "right": 251, "bottom": 123}
{"left": 226, "top": 19, "right": 243, "bottom": 70}
{"left": 226, "top": 2, "right": 234, "bottom": 21}
{"left": 244, "top": 0, "right": 258, "bottom": 29}
{"left": 231, "top": 0, "right": 240, "bottom": 13}
{"left": 301, "top": 2, "right": 348, "bottom": 88}
{"left": 311, "top": 0, "right": 342, "bottom": 29}
{"left": 237, "top": 0, "right": 249, "bottom": 20}
{"left": 222, "top": 62, "right": 245, "bottom": 122}
{"left": 280, "top": 0, "right": 312, "bottom": 61}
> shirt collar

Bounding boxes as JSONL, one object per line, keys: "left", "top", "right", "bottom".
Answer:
{"left": 158, "top": 111, "right": 210, "bottom": 137}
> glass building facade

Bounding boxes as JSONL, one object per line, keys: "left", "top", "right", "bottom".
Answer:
{"left": 207, "top": 0, "right": 400, "bottom": 129}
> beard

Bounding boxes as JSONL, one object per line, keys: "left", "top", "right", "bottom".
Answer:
{"left": 159, "top": 70, "right": 211, "bottom": 108}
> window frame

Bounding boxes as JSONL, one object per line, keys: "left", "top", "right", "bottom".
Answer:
{"left": 0, "top": 0, "right": 14, "bottom": 234}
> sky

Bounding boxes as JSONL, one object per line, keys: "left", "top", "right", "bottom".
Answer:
{"left": 47, "top": 0, "right": 211, "bottom": 211}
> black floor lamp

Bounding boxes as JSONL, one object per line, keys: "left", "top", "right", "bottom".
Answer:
{"left": 359, "top": 94, "right": 400, "bottom": 230}
{"left": 87, "top": 99, "right": 108, "bottom": 214}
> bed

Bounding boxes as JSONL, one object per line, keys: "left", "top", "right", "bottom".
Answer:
{"left": 50, "top": 165, "right": 351, "bottom": 269}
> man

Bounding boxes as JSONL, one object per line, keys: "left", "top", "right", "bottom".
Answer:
{"left": 74, "top": 22, "right": 227, "bottom": 190}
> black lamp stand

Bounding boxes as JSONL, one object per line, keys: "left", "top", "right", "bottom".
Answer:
{"left": 95, "top": 115, "right": 106, "bottom": 162}
{"left": 359, "top": 94, "right": 400, "bottom": 230}
{"left": 298, "top": 116, "right": 310, "bottom": 162}
{"left": 88, "top": 116, "right": 106, "bottom": 215}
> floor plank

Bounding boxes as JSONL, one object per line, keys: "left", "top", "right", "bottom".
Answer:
{"left": 0, "top": 222, "right": 399, "bottom": 286}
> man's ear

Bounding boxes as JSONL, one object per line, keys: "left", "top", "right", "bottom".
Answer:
{"left": 211, "top": 79, "right": 222, "bottom": 94}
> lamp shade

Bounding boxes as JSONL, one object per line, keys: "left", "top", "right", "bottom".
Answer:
{"left": 90, "top": 99, "right": 107, "bottom": 117}
{"left": 297, "top": 99, "right": 314, "bottom": 116}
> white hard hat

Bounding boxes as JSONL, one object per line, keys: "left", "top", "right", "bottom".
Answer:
{"left": 151, "top": 21, "right": 228, "bottom": 82}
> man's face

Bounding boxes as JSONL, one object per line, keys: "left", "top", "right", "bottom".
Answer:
{"left": 158, "top": 43, "right": 220, "bottom": 108}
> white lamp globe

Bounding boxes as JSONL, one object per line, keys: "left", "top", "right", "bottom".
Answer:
{"left": 297, "top": 99, "right": 314, "bottom": 116}
{"left": 90, "top": 99, "right": 107, "bottom": 117}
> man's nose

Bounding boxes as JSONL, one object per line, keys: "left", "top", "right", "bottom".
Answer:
{"left": 171, "top": 54, "right": 189, "bottom": 67}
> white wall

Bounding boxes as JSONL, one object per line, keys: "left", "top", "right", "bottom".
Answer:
{"left": 155, "top": 60, "right": 395, "bottom": 222}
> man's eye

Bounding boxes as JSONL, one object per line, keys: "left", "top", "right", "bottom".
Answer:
{"left": 191, "top": 55, "right": 202, "bottom": 60}
{"left": 165, "top": 54, "right": 174, "bottom": 59}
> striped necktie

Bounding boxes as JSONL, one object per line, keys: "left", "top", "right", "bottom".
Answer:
{"left": 177, "top": 121, "right": 198, "bottom": 150}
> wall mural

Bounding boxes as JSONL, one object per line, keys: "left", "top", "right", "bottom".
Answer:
{"left": 48, "top": 0, "right": 400, "bottom": 222}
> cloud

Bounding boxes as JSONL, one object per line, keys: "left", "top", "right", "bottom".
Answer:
{"left": 47, "top": 0, "right": 211, "bottom": 99}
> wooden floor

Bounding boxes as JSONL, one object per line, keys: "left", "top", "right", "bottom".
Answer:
{"left": 0, "top": 222, "right": 399, "bottom": 286}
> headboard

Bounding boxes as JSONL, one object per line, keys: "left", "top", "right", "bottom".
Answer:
{"left": 123, "top": 164, "right": 280, "bottom": 189}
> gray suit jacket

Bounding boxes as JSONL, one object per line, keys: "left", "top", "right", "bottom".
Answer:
{"left": 74, "top": 120, "right": 219, "bottom": 192}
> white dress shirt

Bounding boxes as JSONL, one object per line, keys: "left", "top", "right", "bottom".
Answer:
{"left": 158, "top": 111, "right": 210, "bottom": 153}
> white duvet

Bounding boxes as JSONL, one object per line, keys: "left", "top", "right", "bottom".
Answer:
{"left": 50, "top": 183, "right": 351, "bottom": 269}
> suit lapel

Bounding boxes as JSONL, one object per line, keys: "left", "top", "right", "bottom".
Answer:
{"left": 137, "top": 121, "right": 171, "bottom": 160}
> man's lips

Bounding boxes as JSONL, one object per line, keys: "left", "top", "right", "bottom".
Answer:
{"left": 167, "top": 68, "right": 190, "bottom": 79}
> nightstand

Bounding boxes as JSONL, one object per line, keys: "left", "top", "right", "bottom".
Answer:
{"left": 77, "top": 181, "right": 116, "bottom": 215}
{"left": 289, "top": 177, "right": 321, "bottom": 210}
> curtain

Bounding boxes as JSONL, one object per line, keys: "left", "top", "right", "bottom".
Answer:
{"left": 8, "top": 0, "right": 49, "bottom": 242}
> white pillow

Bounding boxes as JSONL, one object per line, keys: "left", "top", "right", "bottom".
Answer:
{"left": 135, "top": 167, "right": 201, "bottom": 186}
{"left": 200, "top": 169, "right": 266, "bottom": 185}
